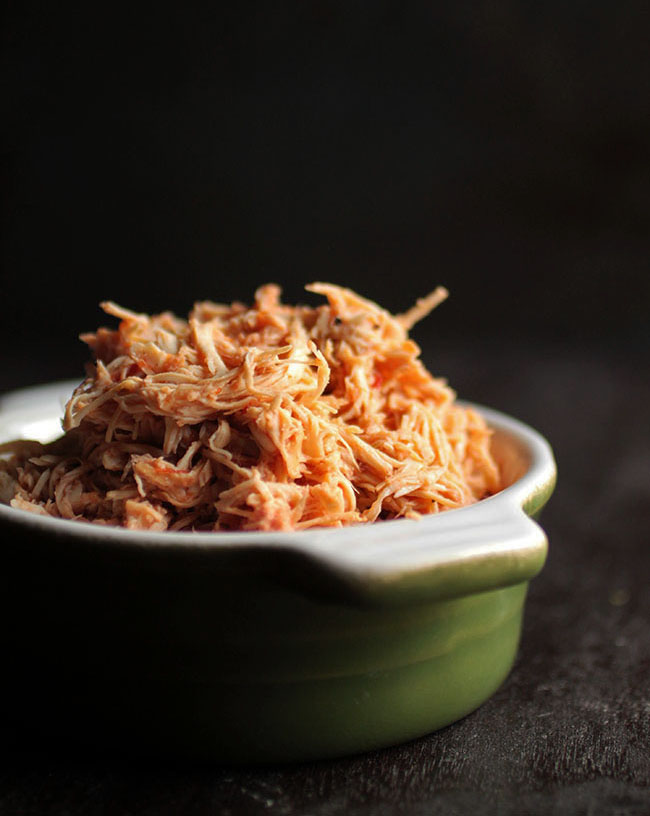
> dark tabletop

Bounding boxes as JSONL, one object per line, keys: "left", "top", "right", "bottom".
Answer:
{"left": 1, "top": 340, "right": 648, "bottom": 816}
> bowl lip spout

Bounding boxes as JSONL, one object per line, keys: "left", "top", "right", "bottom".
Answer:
{"left": 0, "top": 380, "right": 556, "bottom": 605}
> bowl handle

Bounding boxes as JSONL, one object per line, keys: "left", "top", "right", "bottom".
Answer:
{"left": 277, "top": 498, "right": 550, "bottom": 607}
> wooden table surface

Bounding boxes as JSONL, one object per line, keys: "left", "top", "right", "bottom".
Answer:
{"left": 1, "top": 340, "right": 648, "bottom": 816}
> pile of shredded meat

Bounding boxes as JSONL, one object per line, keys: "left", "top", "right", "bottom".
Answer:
{"left": 1, "top": 284, "right": 501, "bottom": 531}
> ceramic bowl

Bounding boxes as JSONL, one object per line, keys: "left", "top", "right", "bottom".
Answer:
{"left": 0, "top": 381, "right": 556, "bottom": 763}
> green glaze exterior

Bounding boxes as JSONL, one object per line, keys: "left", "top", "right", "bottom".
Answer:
{"left": 0, "top": 519, "right": 530, "bottom": 763}
{"left": 0, "top": 384, "right": 557, "bottom": 763}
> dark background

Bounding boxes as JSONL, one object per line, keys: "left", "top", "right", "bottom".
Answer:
{"left": 2, "top": 2, "right": 649, "bottom": 392}
{"left": 1, "top": 4, "right": 649, "bottom": 815}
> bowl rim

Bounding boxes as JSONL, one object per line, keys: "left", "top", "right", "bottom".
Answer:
{"left": 0, "top": 380, "right": 556, "bottom": 604}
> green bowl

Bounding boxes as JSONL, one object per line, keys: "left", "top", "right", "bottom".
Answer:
{"left": 0, "top": 382, "right": 556, "bottom": 763}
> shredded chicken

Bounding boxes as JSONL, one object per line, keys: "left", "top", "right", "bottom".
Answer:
{"left": 1, "top": 284, "right": 501, "bottom": 531}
